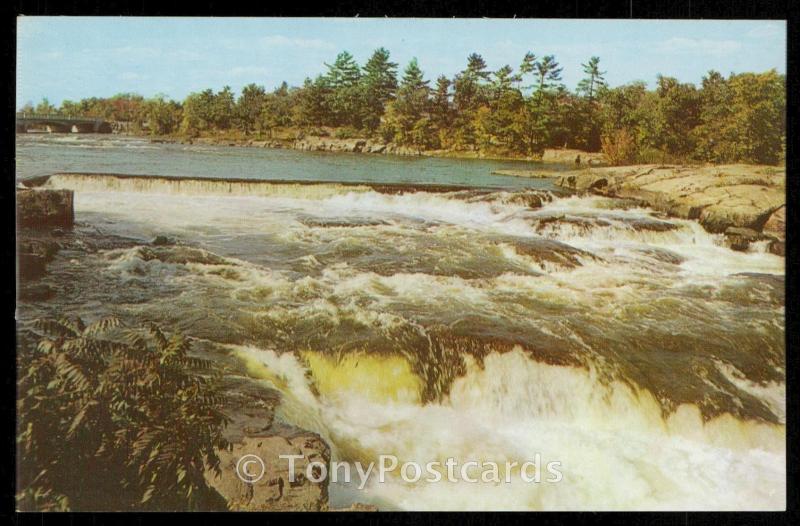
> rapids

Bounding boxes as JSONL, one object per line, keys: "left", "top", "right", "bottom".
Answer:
{"left": 19, "top": 168, "right": 785, "bottom": 510}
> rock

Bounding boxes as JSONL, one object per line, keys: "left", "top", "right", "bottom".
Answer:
{"left": 17, "top": 188, "right": 74, "bottom": 228}
{"left": 636, "top": 247, "right": 686, "bottom": 265}
{"left": 768, "top": 240, "right": 785, "bottom": 256}
{"left": 204, "top": 431, "right": 330, "bottom": 511}
{"left": 542, "top": 148, "right": 606, "bottom": 166}
{"left": 724, "top": 227, "right": 765, "bottom": 252}
{"left": 555, "top": 164, "right": 785, "bottom": 241}
{"left": 18, "top": 283, "right": 55, "bottom": 301}
{"left": 18, "top": 239, "right": 60, "bottom": 280}
{"left": 762, "top": 206, "right": 785, "bottom": 241}
{"left": 151, "top": 235, "right": 173, "bottom": 246}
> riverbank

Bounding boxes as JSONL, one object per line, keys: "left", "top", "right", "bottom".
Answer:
{"left": 147, "top": 131, "right": 606, "bottom": 165}
{"left": 550, "top": 164, "right": 786, "bottom": 254}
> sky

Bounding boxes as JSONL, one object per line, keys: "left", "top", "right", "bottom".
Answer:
{"left": 16, "top": 17, "right": 787, "bottom": 108}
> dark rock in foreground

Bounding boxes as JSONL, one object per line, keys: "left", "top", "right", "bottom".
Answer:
{"left": 17, "top": 188, "right": 74, "bottom": 228}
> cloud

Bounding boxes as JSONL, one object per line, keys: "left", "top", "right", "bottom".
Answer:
{"left": 657, "top": 37, "right": 742, "bottom": 57}
{"left": 746, "top": 23, "right": 784, "bottom": 39}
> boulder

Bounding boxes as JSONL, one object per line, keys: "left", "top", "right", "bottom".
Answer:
{"left": 204, "top": 431, "right": 330, "bottom": 511}
{"left": 17, "top": 188, "right": 74, "bottom": 228}
{"left": 18, "top": 239, "right": 60, "bottom": 280}
{"left": 762, "top": 206, "right": 785, "bottom": 241}
{"left": 769, "top": 240, "right": 785, "bottom": 256}
{"left": 724, "top": 226, "right": 766, "bottom": 252}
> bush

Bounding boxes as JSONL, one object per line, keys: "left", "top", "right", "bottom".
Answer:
{"left": 333, "top": 126, "right": 364, "bottom": 139}
{"left": 16, "top": 316, "right": 229, "bottom": 511}
{"left": 600, "top": 128, "right": 638, "bottom": 166}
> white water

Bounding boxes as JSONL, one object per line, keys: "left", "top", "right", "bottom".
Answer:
{"left": 40, "top": 173, "right": 786, "bottom": 510}
{"left": 236, "top": 346, "right": 784, "bottom": 511}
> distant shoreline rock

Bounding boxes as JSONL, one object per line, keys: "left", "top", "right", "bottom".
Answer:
{"left": 150, "top": 133, "right": 599, "bottom": 164}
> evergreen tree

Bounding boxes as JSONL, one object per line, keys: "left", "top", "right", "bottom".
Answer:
{"left": 534, "top": 55, "right": 563, "bottom": 92}
{"left": 361, "top": 48, "right": 399, "bottom": 131}
{"left": 577, "top": 56, "right": 607, "bottom": 100}
{"left": 387, "top": 58, "right": 433, "bottom": 147}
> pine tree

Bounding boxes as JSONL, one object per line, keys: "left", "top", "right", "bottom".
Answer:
{"left": 534, "top": 55, "right": 563, "bottom": 92}
{"left": 577, "top": 56, "right": 607, "bottom": 100}
{"left": 324, "top": 51, "right": 361, "bottom": 89}
{"left": 361, "top": 47, "right": 399, "bottom": 130}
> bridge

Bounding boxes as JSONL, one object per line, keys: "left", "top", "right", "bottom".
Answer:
{"left": 16, "top": 113, "right": 113, "bottom": 134}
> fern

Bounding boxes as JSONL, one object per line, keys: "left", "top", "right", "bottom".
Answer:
{"left": 17, "top": 315, "right": 230, "bottom": 511}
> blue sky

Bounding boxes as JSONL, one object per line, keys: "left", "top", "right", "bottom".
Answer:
{"left": 17, "top": 17, "right": 786, "bottom": 108}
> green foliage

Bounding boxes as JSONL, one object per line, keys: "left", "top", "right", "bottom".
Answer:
{"left": 17, "top": 316, "right": 229, "bottom": 511}
{"left": 361, "top": 47, "right": 399, "bottom": 130}
{"left": 144, "top": 95, "right": 182, "bottom": 135}
{"left": 37, "top": 49, "right": 785, "bottom": 165}
{"left": 693, "top": 70, "right": 785, "bottom": 164}
{"left": 384, "top": 58, "right": 434, "bottom": 147}
{"left": 577, "top": 57, "right": 607, "bottom": 100}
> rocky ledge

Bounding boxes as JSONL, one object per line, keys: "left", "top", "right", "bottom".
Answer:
{"left": 554, "top": 164, "right": 786, "bottom": 254}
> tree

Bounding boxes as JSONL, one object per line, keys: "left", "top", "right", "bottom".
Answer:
{"left": 35, "top": 98, "right": 57, "bottom": 114}
{"left": 259, "top": 83, "right": 294, "bottom": 137}
{"left": 323, "top": 51, "right": 367, "bottom": 128}
{"left": 180, "top": 89, "right": 216, "bottom": 135}
{"left": 490, "top": 65, "right": 520, "bottom": 100}
{"left": 533, "top": 55, "right": 563, "bottom": 93}
{"left": 577, "top": 56, "right": 607, "bottom": 101}
{"left": 211, "top": 86, "right": 236, "bottom": 130}
{"left": 325, "top": 51, "right": 361, "bottom": 89}
{"left": 653, "top": 75, "right": 701, "bottom": 156}
{"left": 293, "top": 76, "right": 333, "bottom": 127}
{"left": 724, "top": 70, "right": 785, "bottom": 164}
{"left": 431, "top": 75, "right": 454, "bottom": 143}
{"left": 236, "top": 84, "right": 266, "bottom": 133}
{"left": 144, "top": 95, "right": 182, "bottom": 135}
{"left": 361, "top": 48, "right": 398, "bottom": 130}
{"left": 385, "top": 58, "right": 433, "bottom": 147}
{"left": 59, "top": 100, "right": 81, "bottom": 118}
{"left": 453, "top": 53, "right": 490, "bottom": 112}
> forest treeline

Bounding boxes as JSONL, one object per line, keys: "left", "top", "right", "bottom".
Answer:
{"left": 23, "top": 49, "right": 786, "bottom": 164}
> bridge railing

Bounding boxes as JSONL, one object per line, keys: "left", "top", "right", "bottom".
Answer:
{"left": 16, "top": 112, "right": 105, "bottom": 123}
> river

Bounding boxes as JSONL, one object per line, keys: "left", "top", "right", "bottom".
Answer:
{"left": 16, "top": 133, "right": 785, "bottom": 510}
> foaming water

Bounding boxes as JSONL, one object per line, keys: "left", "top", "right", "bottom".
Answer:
{"left": 28, "top": 171, "right": 785, "bottom": 510}
{"left": 236, "top": 347, "right": 784, "bottom": 511}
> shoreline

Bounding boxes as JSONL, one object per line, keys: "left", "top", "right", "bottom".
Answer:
{"left": 142, "top": 132, "right": 605, "bottom": 165}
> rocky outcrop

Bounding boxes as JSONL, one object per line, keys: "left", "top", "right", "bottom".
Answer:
{"left": 555, "top": 165, "right": 786, "bottom": 247}
{"left": 17, "top": 188, "right": 74, "bottom": 228}
{"left": 542, "top": 148, "right": 607, "bottom": 166}
{"left": 204, "top": 431, "right": 330, "bottom": 511}
{"left": 293, "top": 136, "right": 417, "bottom": 156}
